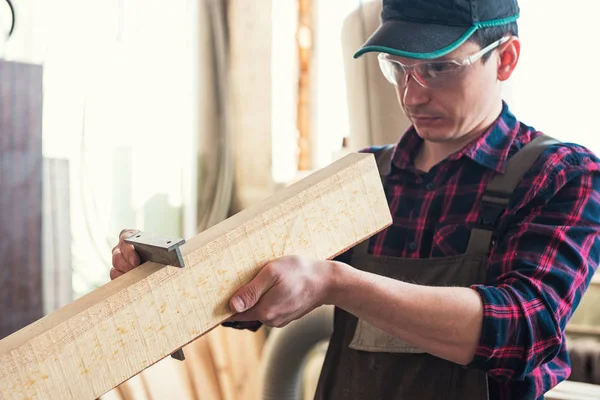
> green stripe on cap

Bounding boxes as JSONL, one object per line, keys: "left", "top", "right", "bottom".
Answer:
{"left": 353, "top": 26, "right": 478, "bottom": 59}
{"left": 353, "top": 13, "right": 520, "bottom": 60}
{"left": 476, "top": 13, "right": 520, "bottom": 29}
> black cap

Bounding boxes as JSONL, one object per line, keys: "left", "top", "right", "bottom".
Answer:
{"left": 354, "top": 0, "right": 520, "bottom": 60}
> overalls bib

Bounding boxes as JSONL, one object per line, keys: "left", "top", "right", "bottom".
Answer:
{"left": 314, "top": 134, "right": 558, "bottom": 400}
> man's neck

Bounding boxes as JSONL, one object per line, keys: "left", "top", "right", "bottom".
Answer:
{"left": 414, "top": 131, "right": 481, "bottom": 173}
{"left": 414, "top": 104, "right": 503, "bottom": 173}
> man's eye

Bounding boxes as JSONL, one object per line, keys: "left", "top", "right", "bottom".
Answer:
{"left": 391, "top": 63, "right": 407, "bottom": 77}
{"left": 423, "top": 63, "right": 456, "bottom": 77}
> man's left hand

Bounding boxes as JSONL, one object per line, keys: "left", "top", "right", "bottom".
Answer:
{"left": 227, "top": 255, "right": 335, "bottom": 328}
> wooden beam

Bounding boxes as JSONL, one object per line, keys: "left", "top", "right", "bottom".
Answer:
{"left": 297, "top": 0, "right": 313, "bottom": 171}
{"left": 206, "top": 328, "right": 237, "bottom": 400}
{"left": 0, "top": 153, "right": 391, "bottom": 400}
{"left": 106, "top": 375, "right": 149, "bottom": 400}
{"left": 228, "top": 0, "right": 275, "bottom": 213}
{"left": 545, "top": 380, "right": 600, "bottom": 400}
{"left": 42, "top": 157, "right": 73, "bottom": 315}
{"left": 566, "top": 324, "right": 600, "bottom": 338}
{"left": 221, "top": 325, "right": 266, "bottom": 399}
{"left": 180, "top": 335, "right": 223, "bottom": 400}
{"left": 136, "top": 356, "right": 196, "bottom": 400}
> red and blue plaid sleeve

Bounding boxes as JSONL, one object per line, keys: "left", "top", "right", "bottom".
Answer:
{"left": 468, "top": 145, "right": 600, "bottom": 382}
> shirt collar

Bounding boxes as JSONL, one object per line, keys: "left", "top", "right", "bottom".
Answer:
{"left": 391, "top": 101, "right": 521, "bottom": 174}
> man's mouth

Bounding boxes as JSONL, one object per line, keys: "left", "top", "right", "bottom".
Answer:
{"left": 410, "top": 115, "right": 442, "bottom": 124}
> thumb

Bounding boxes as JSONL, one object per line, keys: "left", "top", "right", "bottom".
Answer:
{"left": 230, "top": 266, "right": 276, "bottom": 313}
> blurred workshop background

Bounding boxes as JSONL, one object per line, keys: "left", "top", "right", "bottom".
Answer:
{"left": 1, "top": 0, "right": 600, "bottom": 399}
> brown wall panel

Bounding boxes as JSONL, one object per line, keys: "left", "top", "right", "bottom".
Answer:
{"left": 0, "top": 59, "right": 44, "bottom": 339}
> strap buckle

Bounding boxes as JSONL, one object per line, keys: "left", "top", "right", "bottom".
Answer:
{"left": 477, "top": 198, "right": 507, "bottom": 230}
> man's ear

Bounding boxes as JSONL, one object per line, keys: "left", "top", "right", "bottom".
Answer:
{"left": 497, "top": 37, "right": 521, "bottom": 81}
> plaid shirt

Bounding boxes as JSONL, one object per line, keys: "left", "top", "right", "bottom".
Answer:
{"left": 227, "top": 102, "right": 600, "bottom": 399}
{"left": 336, "top": 102, "right": 600, "bottom": 399}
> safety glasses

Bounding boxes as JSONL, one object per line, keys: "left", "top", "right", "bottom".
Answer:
{"left": 377, "top": 36, "right": 510, "bottom": 89}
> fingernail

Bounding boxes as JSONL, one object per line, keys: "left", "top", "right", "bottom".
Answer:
{"left": 232, "top": 297, "right": 245, "bottom": 312}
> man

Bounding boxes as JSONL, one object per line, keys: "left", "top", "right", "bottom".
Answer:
{"left": 112, "top": 0, "right": 600, "bottom": 398}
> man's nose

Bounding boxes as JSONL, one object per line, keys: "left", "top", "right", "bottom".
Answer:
{"left": 402, "top": 75, "right": 429, "bottom": 107}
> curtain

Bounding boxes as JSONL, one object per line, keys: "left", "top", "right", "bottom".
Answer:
{"left": 2, "top": 1, "right": 271, "bottom": 398}
{"left": 196, "top": 0, "right": 235, "bottom": 232}
{"left": 3, "top": 0, "right": 202, "bottom": 297}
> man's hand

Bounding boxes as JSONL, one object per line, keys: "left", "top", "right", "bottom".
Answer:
{"left": 227, "top": 255, "right": 336, "bottom": 328}
{"left": 110, "top": 229, "right": 142, "bottom": 280}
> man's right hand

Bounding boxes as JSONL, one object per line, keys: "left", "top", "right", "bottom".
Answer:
{"left": 110, "top": 229, "right": 142, "bottom": 280}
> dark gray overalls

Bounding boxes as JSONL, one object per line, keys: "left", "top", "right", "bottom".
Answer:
{"left": 314, "top": 134, "right": 558, "bottom": 399}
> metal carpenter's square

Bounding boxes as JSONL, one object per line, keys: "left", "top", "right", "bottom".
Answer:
{"left": 124, "top": 231, "right": 187, "bottom": 361}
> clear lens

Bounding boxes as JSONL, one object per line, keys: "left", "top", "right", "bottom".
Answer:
{"left": 378, "top": 55, "right": 406, "bottom": 86}
{"left": 376, "top": 36, "right": 511, "bottom": 89}
{"left": 417, "top": 61, "right": 464, "bottom": 80}
{"left": 378, "top": 54, "right": 465, "bottom": 89}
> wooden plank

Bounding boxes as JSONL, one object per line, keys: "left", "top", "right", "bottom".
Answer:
{"left": 207, "top": 328, "right": 237, "bottom": 400}
{"left": 228, "top": 0, "right": 275, "bottom": 213}
{"left": 567, "top": 324, "right": 600, "bottom": 338}
{"left": 545, "top": 380, "right": 600, "bottom": 400}
{"left": 138, "top": 357, "right": 195, "bottom": 400}
{"left": 203, "top": 324, "right": 267, "bottom": 400}
{"left": 0, "top": 153, "right": 391, "bottom": 400}
{"left": 297, "top": 0, "right": 312, "bottom": 171}
{"left": 183, "top": 336, "right": 223, "bottom": 400}
{"left": 0, "top": 59, "right": 44, "bottom": 339}
{"left": 97, "top": 387, "right": 124, "bottom": 400}
{"left": 42, "top": 157, "right": 73, "bottom": 315}
{"left": 110, "top": 375, "right": 150, "bottom": 400}
{"left": 221, "top": 325, "right": 266, "bottom": 399}
{"left": 340, "top": 1, "right": 412, "bottom": 150}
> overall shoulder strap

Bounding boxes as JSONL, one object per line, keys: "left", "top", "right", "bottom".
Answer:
{"left": 466, "top": 134, "right": 561, "bottom": 255}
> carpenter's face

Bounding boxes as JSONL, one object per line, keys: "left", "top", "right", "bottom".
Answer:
{"left": 383, "top": 39, "right": 516, "bottom": 143}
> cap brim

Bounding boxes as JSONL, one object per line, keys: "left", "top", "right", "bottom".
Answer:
{"left": 354, "top": 19, "right": 478, "bottom": 60}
